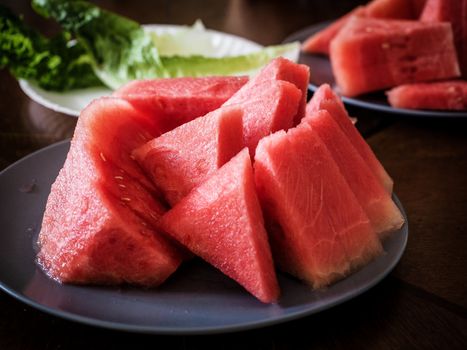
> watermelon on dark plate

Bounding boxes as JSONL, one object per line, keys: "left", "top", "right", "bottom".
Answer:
{"left": 421, "top": 0, "right": 467, "bottom": 77}
{"left": 38, "top": 98, "right": 185, "bottom": 286}
{"left": 330, "top": 17, "right": 460, "bottom": 96}
{"left": 254, "top": 122, "right": 383, "bottom": 289}
{"left": 114, "top": 76, "right": 248, "bottom": 133}
{"left": 387, "top": 80, "right": 467, "bottom": 110}
{"left": 133, "top": 106, "right": 244, "bottom": 206}
{"left": 307, "top": 84, "right": 394, "bottom": 193}
{"left": 301, "top": 0, "right": 427, "bottom": 55}
{"left": 224, "top": 57, "right": 307, "bottom": 154}
{"left": 160, "top": 149, "right": 280, "bottom": 303}
{"left": 303, "top": 109, "right": 404, "bottom": 238}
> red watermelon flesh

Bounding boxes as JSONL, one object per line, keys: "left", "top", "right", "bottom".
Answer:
{"left": 387, "top": 80, "right": 467, "bottom": 110}
{"left": 421, "top": 0, "right": 467, "bottom": 77}
{"left": 38, "top": 98, "right": 184, "bottom": 286}
{"left": 330, "top": 17, "right": 460, "bottom": 96}
{"left": 308, "top": 84, "right": 394, "bottom": 193}
{"left": 302, "top": 7, "right": 366, "bottom": 55}
{"left": 114, "top": 76, "right": 248, "bottom": 133}
{"left": 254, "top": 124, "right": 382, "bottom": 288}
{"left": 133, "top": 106, "right": 243, "bottom": 206}
{"left": 160, "top": 148, "right": 280, "bottom": 303}
{"left": 303, "top": 109, "right": 404, "bottom": 238}
{"left": 365, "top": 0, "right": 424, "bottom": 18}
{"left": 239, "top": 57, "right": 310, "bottom": 125}
{"left": 224, "top": 80, "right": 301, "bottom": 155}
{"left": 301, "top": 0, "right": 427, "bottom": 55}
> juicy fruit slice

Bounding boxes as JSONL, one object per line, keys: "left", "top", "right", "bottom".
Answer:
{"left": 421, "top": 0, "right": 467, "bottom": 77}
{"left": 303, "top": 109, "right": 404, "bottom": 238}
{"left": 254, "top": 124, "right": 383, "bottom": 288}
{"left": 302, "top": 7, "right": 366, "bottom": 55}
{"left": 308, "top": 84, "right": 394, "bottom": 193}
{"left": 330, "top": 17, "right": 460, "bottom": 96}
{"left": 387, "top": 81, "right": 467, "bottom": 110}
{"left": 223, "top": 57, "right": 307, "bottom": 153}
{"left": 301, "top": 0, "right": 427, "bottom": 55}
{"left": 224, "top": 80, "right": 301, "bottom": 155}
{"left": 365, "top": 0, "right": 425, "bottom": 18}
{"left": 160, "top": 149, "right": 280, "bottom": 303}
{"left": 38, "top": 98, "right": 184, "bottom": 286}
{"left": 133, "top": 106, "right": 243, "bottom": 206}
{"left": 114, "top": 76, "right": 248, "bottom": 133}
{"left": 246, "top": 57, "right": 310, "bottom": 125}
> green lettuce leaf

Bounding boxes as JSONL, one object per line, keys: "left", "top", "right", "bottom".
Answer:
{"left": 33, "top": 0, "right": 300, "bottom": 90}
{"left": 0, "top": 4, "right": 101, "bottom": 91}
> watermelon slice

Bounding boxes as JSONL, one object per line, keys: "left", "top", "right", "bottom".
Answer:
{"left": 254, "top": 123, "right": 383, "bottom": 288}
{"left": 244, "top": 57, "right": 310, "bottom": 125}
{"left": 421, "top": 0, "right": 467, "bottom": 77}
{"left": 38, "top": 98, "right": 184, "bottom": 286}
{"left": 303, "top": 109, "right": 404, "bottom": 238}
{"left": 302, "top": 7, "right": 366, "bottom": 55}
{"left": 224, "top": 80, "right": 301, "bottom": 155}
{"left": 330, "top": 17, "right": 461, "bottom": 96}
{"left": 160, "top": 149, "right": 280, "bottom": 303}
{"left": 308, "top": 84, "right": 394, "bottom": 193}
{"left": 133, "top": 106, "right": 243, "bottom": 206}
{"left": 387, "top": 80, "right": 467, "bottom": 110}
{"left": 301, "top": 0, "right": 427, "bottom": 55}
{"left": 223, "top": 57, "right": 307, "bottom": 153}
{"left": 114, "top": 76, "right": 248, "bottom": 134}
{"left": 365, "top": 0, "right": 424, "bottom": 18}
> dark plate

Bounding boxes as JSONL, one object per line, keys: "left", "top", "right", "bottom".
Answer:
{"left": 284, "top": 22, "right": 467, "bottom": 118}
{"left": 0, "top": 140, "right": 408, "bottom": 334}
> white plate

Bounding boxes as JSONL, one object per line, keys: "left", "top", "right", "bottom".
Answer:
{"left": 19, "top": 25, "right": 264, "bottom": 117}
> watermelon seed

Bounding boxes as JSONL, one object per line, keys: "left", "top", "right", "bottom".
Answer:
{"left": 129, "top": 154, "right": 136, "bottom": 160}
{"left": 118, "top": 184, "right": 127, "bottom": 188}
{"left": 114, "top": 175, "right": 124, "bottom": 180}
{"left": 121, "top": 197, "right": 131, "bottom": 202}
{"left": 99, "top": 152, "right": 107, "bottom": 162}
{"left": 141, "top": 221, "right": 147, "bottom": 227}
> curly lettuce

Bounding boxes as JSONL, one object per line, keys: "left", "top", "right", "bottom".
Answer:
{"left": 0, "top": 4, "right": 101, "bottom": 91}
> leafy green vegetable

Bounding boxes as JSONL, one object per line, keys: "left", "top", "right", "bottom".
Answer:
{"left": 32, "top": 0, "right": 300, "bottom": 90}
{"left": 158, "top": 43, "right": 300, "bottom": 78}
{"left": 32, "top": 0, "right": 166, "bottom": 89}
{"left": 0, "top": 4, "right": 101, "bottom": 91}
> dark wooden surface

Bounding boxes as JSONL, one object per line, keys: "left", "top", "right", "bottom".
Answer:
{"left": 1, "top": 0, "right": 466, "bottom": 349}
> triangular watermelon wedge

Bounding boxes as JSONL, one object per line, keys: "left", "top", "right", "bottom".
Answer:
{"left": 38, "top": 98, "right": 184, "bottom": 286}
{"left": 223, "top": 57, "right": 308, "bottom": 153}
{"left": 302, "top": 6, "right": 366, "bottom": 55}
{"left": 301, "top": 0, "right": 427, "bottom": 55}
{"left": 160, "top": 148, "right": 280, "bottom": 303}
{"left": 254, "top": 124, "right": 382, "bottom": 288}
{"left": 133, "top": 106, "right": 244, "bottom": 206}
{"left": 303, "top": 109, "right": 404, "bottom": 238}
{"left": 421, "top": 0, "right": 467, "bottom": 77}
{"left": 237, "top": 57, "right": 310, "bottom": 125}
{"left": 308, "top": 84, "right": 394, "bottom": 193}
{"left": 114, "top": 76, "right": 248, "bottom": 133}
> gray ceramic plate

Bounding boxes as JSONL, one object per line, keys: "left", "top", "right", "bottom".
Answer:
{"left": 284, "top": 22, "right": 467, "bottom": 118}
{"left": 0, "top": 140, "right": 408, "bottom": 334}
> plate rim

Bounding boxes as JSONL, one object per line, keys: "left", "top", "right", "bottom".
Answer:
{"left": 0, "top": 140, "right": 408, "bottom": 335}
{"left": 284, "top": 21, "right": 467, "bottom": 118}
{"left": 18, "top": 24, "right": 264, "bottom": 118}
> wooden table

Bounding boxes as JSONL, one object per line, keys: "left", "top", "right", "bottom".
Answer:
{"left": 1, "top": 1, "right": 466, "bottom": 348}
